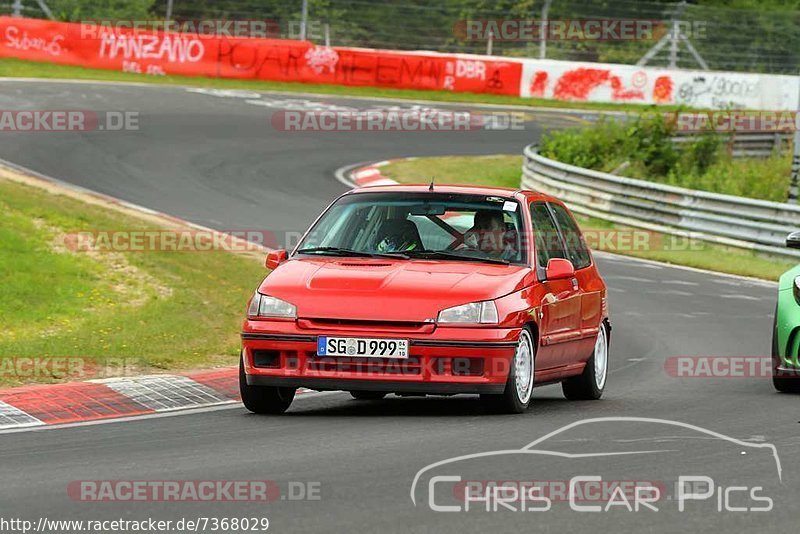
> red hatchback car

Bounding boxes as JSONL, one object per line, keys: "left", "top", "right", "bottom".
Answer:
{"left": 240, "top": 185, "right": 610, "bottom": 414}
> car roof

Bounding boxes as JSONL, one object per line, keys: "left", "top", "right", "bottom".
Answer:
{"left": 345, "top": 184, "right": 558, "bottom": 203}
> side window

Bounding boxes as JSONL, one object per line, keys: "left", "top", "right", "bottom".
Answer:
{"left": 529, "top": 203, "right": 566, "bottom": 270}
{"left": 549, "top": 204, "right": 592, "bottom": 270}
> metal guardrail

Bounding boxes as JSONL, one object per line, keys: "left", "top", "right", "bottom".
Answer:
{"left": 521, "top": 144, "right": 800, "bottom": 260}
{"left": 671, "top": 131, "right": 792, "bottom": 159}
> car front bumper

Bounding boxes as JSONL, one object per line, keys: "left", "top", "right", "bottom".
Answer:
{"left": 775, "top": 288, "right": 800, "bottom": 369}
{"left": 241, "top": 320, "right": 520, "bottom": 395}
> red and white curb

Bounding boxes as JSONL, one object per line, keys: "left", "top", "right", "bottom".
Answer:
{"left": 0, "top": 369, "right": 314, "bottom": 430}
{"left": 0, "top": 160, "right": 287, "bottom": 431}
{"left": 338, "top": 160, "right": 403, "bottom": 188}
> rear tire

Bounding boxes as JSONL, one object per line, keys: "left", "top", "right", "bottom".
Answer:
{"left": 562, "top": 321, "right": 608, "bottom": 401}
{"left": 772, "top": 312, "right": 800, "bottom": 393}
{"left": 349, "top": 391, "right": 387, "bottom": 400}
{"left": 481, "top": 327, "right": 535, "bottom": 414}
{"left": 239, "top": 354, "right": 296, "bottom": 414}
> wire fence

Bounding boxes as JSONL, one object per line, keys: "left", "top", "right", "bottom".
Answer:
{"left": 4, "top": 0, "right": 800, "bottom": 75}
{"left": 2, "top": 1, "right": 50, "bottom": 19}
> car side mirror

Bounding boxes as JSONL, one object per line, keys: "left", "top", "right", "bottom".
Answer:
{"left": 787, "top": 232, "right": 800, "bottom": 249}
{"left": 266, "top": 249, "right": 288, "bottom": 270}
{"left": 546, "top": 258, "right": 575, "bottom": 281}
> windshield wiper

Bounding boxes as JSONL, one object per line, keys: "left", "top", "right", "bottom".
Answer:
{"left": 295, "top": 247, "right": 409, "bottom": 260}
{"left": 405, "top": 250, "right": 510, "bottom": 265}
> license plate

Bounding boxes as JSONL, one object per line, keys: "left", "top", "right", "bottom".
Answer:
{"left": 317, "top": 337, "right": 409, "bottom": 359}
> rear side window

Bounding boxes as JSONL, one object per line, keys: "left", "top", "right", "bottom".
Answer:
{"left": 530, "top": 203, "right": 566, "bottom": 270}
{"left": 549, "top": 204, "right": 592, "bottom": 270}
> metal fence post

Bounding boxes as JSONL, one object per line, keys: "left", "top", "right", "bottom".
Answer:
{"left": 668, "top": 19, "right": 679, "bottom": 68}
{"left": 486, "top": 31, "right": 493, "bottom": 56}
{"left": 539, "top": 0, "right": 552, "bottom": 59}
{"left": 165, "top": 0, "right": 174, "bottom": 22}
{"left": 300, "top": 0, "right": 308, "bottom": 41}
{"left": 33, "top": 0, "right": 53, "bottom": 19}
{"left": 12, "top": 0, "right": 22, "bottom": 17}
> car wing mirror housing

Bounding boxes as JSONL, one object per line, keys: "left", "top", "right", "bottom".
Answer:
{"left": 787, "top": 231, "right": 800, "bottom": 249}
{"left": 266, "top": 249, "right": 288, "bottom": 270}
{"left": 546, "top": 258, "right": 576, "bottom": 280}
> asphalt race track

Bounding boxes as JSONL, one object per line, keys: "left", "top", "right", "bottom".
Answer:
{"left": 0, "top": 80, "right": 794, "bottom": 533}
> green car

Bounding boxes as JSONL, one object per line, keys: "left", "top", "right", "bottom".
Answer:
{"left": 773, "top": 232, "right": 800, "bottom": 392}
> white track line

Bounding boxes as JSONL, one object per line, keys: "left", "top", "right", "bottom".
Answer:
{"left": 0, "top": 77, "right": 619, "bottom": 116}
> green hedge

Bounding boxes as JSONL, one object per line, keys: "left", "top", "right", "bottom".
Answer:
{"left": 539, "top": 114, "right": 791, "bottom": 203}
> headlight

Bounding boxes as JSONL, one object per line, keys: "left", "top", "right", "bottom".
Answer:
{"left": 247, "top": 292, "right": 297, "bottom": 319}
{"left": 438, "top": 301, "right": 499, "bottom": 324}
{"left": 794, "top": 276, "right": 800, "bottom": 303}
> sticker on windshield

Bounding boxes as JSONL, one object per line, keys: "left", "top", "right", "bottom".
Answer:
{"left": 502, "top": 200, "right": 518, "bottom": 212}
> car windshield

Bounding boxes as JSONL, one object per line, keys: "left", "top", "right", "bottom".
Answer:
{"left": 295, "top": 192, "right": 528, "bottom": 265}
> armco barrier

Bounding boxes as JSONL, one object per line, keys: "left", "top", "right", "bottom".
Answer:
{"left": 521, "top": 144, "right": 800, "bottom": 260}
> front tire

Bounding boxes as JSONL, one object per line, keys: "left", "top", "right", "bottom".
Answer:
{"left": 481, "top": 327, "right": 535, "bottom": 414}
{"left": 562, "top": 321, "right": 608, "bottom": 401}
{"left": 239, "top": 354, "right": 296, "bottom": 414}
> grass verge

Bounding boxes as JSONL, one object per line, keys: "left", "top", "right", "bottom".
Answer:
{"left": 0, "top": 57, "right": 685, "bottom": 113}
{"left": 382, "top": 154, "right": 795, "bottom": 280}
{"left": 381, "top": 154, "right": 524, "bottom": 189}
{"left": 0, "top": 177, "right": 265, "bottom": 387}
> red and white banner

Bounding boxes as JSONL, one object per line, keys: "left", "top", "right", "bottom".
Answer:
{"left": 0, "top": 17, "right": 521, "bottom": 96}
{"left": 2, "top": 17, "right": 797, "bottom": 109}
{"left": 519, "top": 58, "right": 799, "bottom": 110}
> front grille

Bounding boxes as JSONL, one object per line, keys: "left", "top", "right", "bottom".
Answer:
{"left": 308, "top": 356, "right": 423, "bottom": 376}
{"left": 298, "top": 318, "right": 435, "bottom": 334}
{"left": 432, "top": 357, "right": 485, "bottom": 376}
{"left": 306, "top": 318, "right": 429, "bottom": 328}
